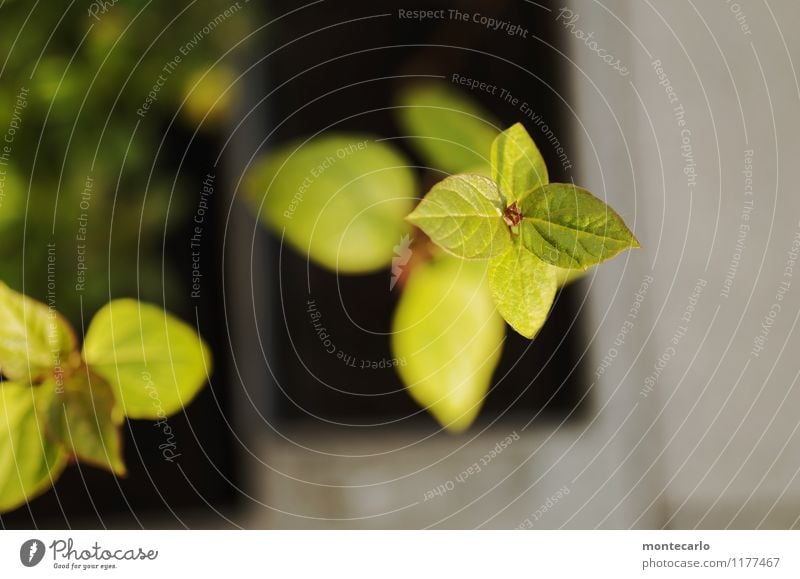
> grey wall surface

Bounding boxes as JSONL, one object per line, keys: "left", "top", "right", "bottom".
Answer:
{"left": 567, "top": 0, "right": 800, "bottom": 528}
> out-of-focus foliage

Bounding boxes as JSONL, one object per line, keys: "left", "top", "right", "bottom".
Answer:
{"left": 395, "top": 83, "right": 499, "bottom": 175}
{"left": 0, "top": 284, "right": 211, "bottom": 512}
{"left": 0, "top": 1, "right": 247, "bottom": 319}
{"left": 83, "top": 299, "right": 212, "bottom": 419}
{"left": 0, "top": 281, "right": 79, "bottom": 383}
{"left": 244, "top": 135, "right": 416, "bottom": 273}
{"left": 0, "top": 380, "right": 67, "bottom": 513}
{"left": 392, "top": 256, "right": 504, "bottom": 433}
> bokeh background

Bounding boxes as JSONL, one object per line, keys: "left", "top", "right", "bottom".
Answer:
{"left": 2, "top": 0, "right": 800, "bottom": 529}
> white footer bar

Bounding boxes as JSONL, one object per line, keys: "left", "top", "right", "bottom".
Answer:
{"left": 1, "top": 531, "right": 798, "bottom": 577}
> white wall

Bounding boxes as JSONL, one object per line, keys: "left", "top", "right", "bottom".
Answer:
{"left": 568, "top": 0, "right": 800, "bottom": 528}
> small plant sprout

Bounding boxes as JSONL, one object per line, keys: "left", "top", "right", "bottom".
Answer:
{"left": 246, "top": 84, "right": 638, "bottom": 433}
{"left": 0, "top": 284, "right": 211, "bottom": 512}
{"left": 407, "top": 122, "right": 639, "bottom": 339}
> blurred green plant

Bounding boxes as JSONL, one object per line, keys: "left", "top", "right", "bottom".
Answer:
{"left": 396, "top": 84, "right": 499, "bottom": 174}
{"left": 0, "top": 282, "right": 211, "bottom": 512}
{"left": 0, "top": 1, "right": 242, "bottom": 512}
{"left": 244, "top": 135, "right": 415, "bottom": 273}
{"left": 0, "top": 1, "right": 245, "bottom": 317}
{"left": 245, "top": 83, "right": 639, "bottom": 433}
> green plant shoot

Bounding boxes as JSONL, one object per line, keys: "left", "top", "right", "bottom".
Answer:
{"left": 0, "top": 283, "right": 211, "bottom": 512}
{"left": 245, "top": 86, "right": 638, "bottom": 434}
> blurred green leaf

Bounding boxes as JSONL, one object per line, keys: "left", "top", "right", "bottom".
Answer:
{"left": 85, "top": 11, "right": 129, "bottom": 62}
{"left": 31, "top": 56, "right": 86, "bottom": 119}
{"left": 46, "top": 369, "right": 126, "bottom": 476}
{"left": 407, "top": 174, "right": 510, "bottom": 259}
{"left": 0, "top": 381, "right": 67, "bottom": 512}
{"left": 395, "top": 83, "right": 499, "bottom": 174}
{"left": 0, "top": 282, "right": 79, "bottom": 383}
{"left": 82, "top": 299, "right": 211, "bottom": 420}
{"left": 491, "top": 122, "right": 548, "bottom": 203}
{"left": 245, "top": 135, "right": 415, "bottom": 273}
{"left": 488, "top": 241, "right": 556, "bottom": 338}
{"left": 391, "top": 256, "right": 504, "bottom": 432}
{"left": 519, "top": 183, "right": 639, "bottom": 270}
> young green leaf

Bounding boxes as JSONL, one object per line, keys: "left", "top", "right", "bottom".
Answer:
{"left": 0, "top": 381, "right": 67, "bottom": 512}
{"left": 0, "top": 282, "right": 79, "bottom": 383}
{"left": 488, "top": 242, "right": 557, "bottom": 338}
{"left": 244, "top": 135, "right": 415, "bottom": 273}
{"left": 45, "top": 369, "right": 126, "bottom": 476}
{"left": 395, "top": 83, "right": 499, "bottom": 174}
{"left": 407, "top": 174, "right": 510, "bottom": 259}
{"left": 518, "top": 183, "right": 639, "bottom": 270}
{"left": 391, "top": 256, "right": 504, "bottom": 433}
{"left": 491, "top": 122, "right": 548, "bottom": 203}
{"left": 82, "top": 299, "right": 212, "bottom": 420}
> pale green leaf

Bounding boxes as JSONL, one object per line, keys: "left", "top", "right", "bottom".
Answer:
{"left": 82, "top": 299, "right": 212, "bottom": 420}
{"left": 407, "top": 174, "right": 510, "bottom": 259}
{"left": 395, "top": 83, "right": 499, "bottom": 174}
{"left": 519, "top": 183, "right": 640, "bottom": 270}
{"left": 0, "top": 282, "right": 79, "bottom": 383}
{"left": 244, "top": 135, "right": 415, "bottom": 273}
{"left": 391, "top": 256, "right": 505, "bottom": 432}
{"left": 491, "top": 122, "right": 548, "bottom": 203}
{"left": 46, "top": 369, "right": 126, "bottom": 476}
{"left": 489, "top": 242, "right": 557, "bottom": 338}
{"left": 0, "top": 381, "right": 67, "bottom": 512}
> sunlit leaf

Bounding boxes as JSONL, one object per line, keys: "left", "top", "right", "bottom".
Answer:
{"left": 391, "top": 256, "right": 504, "bottom": 432}
{"left": 491, "top": 122, "right": 548, "bottom": 203}
{"left": 489, "top": 241, "right": 557, "bottom": 338}
{"left": 82, "top": 299, "right": 212, "bottom": 420}
{"left": 46, "top": 369, "right": 126, "bottom": 476}
{"left": 0, "top": 282, "right": 79, "bottom": 383}
{"left": 407, "top": 174, "right": 510, "bottom": 259}
{"left": 245, "top": 135, "right": 415, "bottom": 273}
{"left": 395, "top": 83, "right": 499, "bottom": 174}
{"left": 519, "top": 183, "right": 639, "bottom": 270}
{"left": 0, "top": 381, "right": 67, "bottom": 512}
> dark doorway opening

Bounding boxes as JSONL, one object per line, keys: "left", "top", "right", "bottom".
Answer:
{"left": 261, "top": 0, "right": 590, "bottom": 430}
